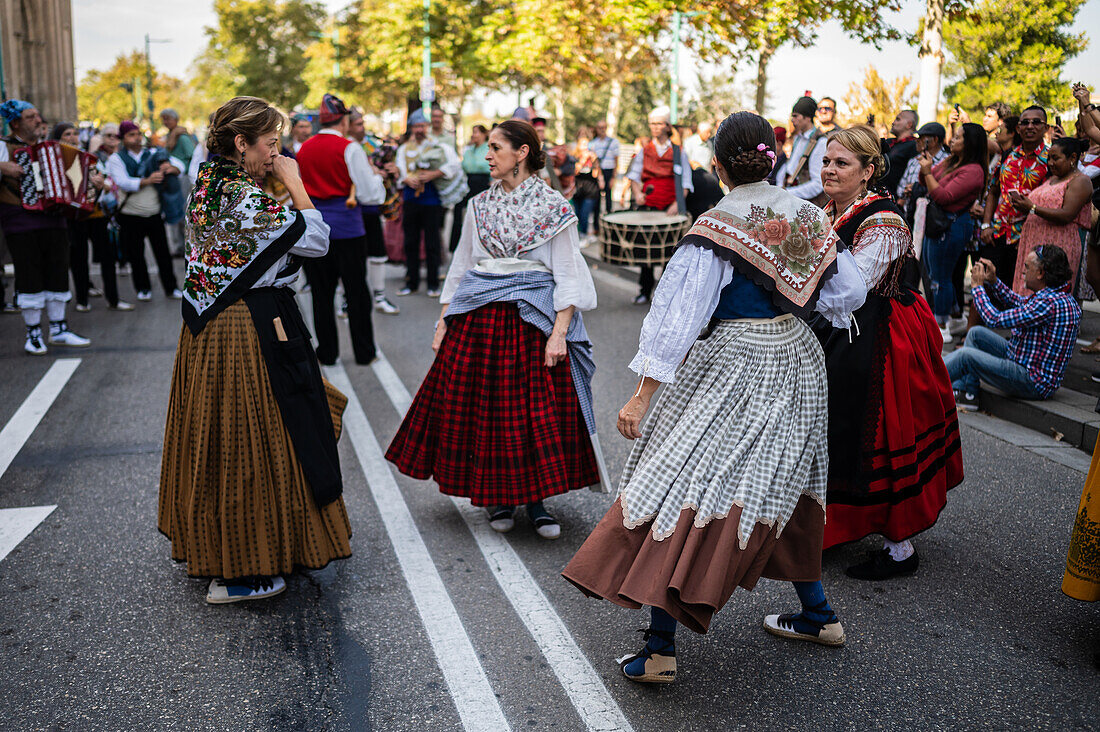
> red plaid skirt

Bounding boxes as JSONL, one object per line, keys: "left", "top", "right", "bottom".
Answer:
{"left": 385, "top": 303, "right": 600, "bottom": 506}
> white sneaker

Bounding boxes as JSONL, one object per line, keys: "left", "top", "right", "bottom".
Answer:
{"left": 24, "top": 326, "right": 47, "bottom": 356}
{"left": 374, "top": 296, "right": 400, "bottom": 315}
{"left": 136, "top": 290, "right": 152, "bottom": 301}
{"left": 48, "top": 323, "right": 91, "bottom": 347}
{"left": 947, "top": 316, "right": 967, "bottom": 335}
{"left": 88, "top": 287, "right": 103, "bottom": 298}
{"left": 206, "top": 576, "right": 286, "bottom": 604}
{"left": 938, "top": 325, "right": 953, "bottom": 344}
{"left": 170, "top": 289, "right": 184, "bottom": 300}
{"left": 487, "top": 507, "right": 515, "bottom": 533}
{"left": 109, "top": 301, "right": 135, "bottom": 311}
{"left": 426, "top": 288, "right": 441, "bottom": 298}
{"left": 74, "top": 303, "right": 91, "bottom": 312}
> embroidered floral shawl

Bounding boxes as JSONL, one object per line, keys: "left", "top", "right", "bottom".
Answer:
{"left": 683, "top": 180, "right": 839, "bottom": 317}
{"left": 826, "top": 193, "right": 914, "bottom": 298}
{"left": 182, "top": 158, "right": 305, "bottom": 334}
{"left": 470, "top": 176, "right": 577, "bottom": 259}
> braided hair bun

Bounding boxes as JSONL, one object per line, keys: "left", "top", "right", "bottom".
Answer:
{"left": 713, "top": 112, "right": 778, "bottom": 186}
{"left": 205, "top": 96, "right": 284, "bottom": 158}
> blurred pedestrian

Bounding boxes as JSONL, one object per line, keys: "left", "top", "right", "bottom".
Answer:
{"left": 1011, "top": 136, "right": 1092, "bottom": 295}
{"left": 590, "top": 119, "right": 620, "bottom": 226}
{"left": 882, "top": 110, "right": 920, "bottom": 197}
{"left": 816, "top": 96, "right": 840, "bottom": 133}
{"left": 450, "top": 124, "right": 491, "bottom": 253}
{"left": 777, "top": 96, "right": 827, "bottom": 205}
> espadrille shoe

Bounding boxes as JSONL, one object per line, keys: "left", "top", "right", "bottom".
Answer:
{"left": 763, "top": 613, "right": 846, "bottom": 647}
{"left": 617, "top": 629, "right": 677, "bottom": 684}
{"left": 206, "top": 576, "right": 286, "bottom": 604}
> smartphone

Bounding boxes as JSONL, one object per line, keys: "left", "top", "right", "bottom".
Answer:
{"left": 867, "top": 113, "right": 875, "bottom": 125}
{"left": 1056, "top": 115, "right": 1062, "bottom": 127}
{"left": 954, "top": 103, "right": 960, "bottom": 112}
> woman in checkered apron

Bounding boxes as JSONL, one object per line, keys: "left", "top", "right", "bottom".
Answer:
{"left": 563, "top": 112, "right": 868, "bottom": 684}
{"left": 386, "top": 120, "right": 608, "bottom": 540}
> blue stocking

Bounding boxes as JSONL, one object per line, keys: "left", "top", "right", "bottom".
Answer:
{"left": 623, "top": 607, "right": 677, "bottom": 676}
{"left": 789, "top": 581, "right": 839, "bottom": 634}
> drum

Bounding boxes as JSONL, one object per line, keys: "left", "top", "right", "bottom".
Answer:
{"left": 598, "top": 210, "right": 692, "bottom": 267}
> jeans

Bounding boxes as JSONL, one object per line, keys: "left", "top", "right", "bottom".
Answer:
{"left": 923, "top": 212, "right": 971, "bottom": 319}
{"left": 943, "top": 325, "right": 1043, "bottom": 398}
{"left": 573, "top": 196, "right": 598, "bottom": 235}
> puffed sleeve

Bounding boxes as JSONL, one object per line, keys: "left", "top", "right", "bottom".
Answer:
{"left": 289, "top": 208, "right": 330, "bottom": 258}
{"left": 544, "top": 225, "right": 597, "bottom": 312}
{"left": 813, "top": 249, "right": 867, "bottom": 328}
{"left": 440, "top": 206, "right": 478, "bottom": 304}
{"left": 628, "top": 244, "right": 733, "bottom": 383}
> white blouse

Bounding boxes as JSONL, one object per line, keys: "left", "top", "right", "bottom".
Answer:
{"left": 256, "top": 208, "right": 330, "bottom": 289}
{"left": 441, "top": 206, "right": 597, "bottom": 312}
{"left": 629, "top": 244, "right": 866, "bottom": 383}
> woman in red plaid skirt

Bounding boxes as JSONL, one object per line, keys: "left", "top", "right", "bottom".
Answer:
{"left": 385, "top": 120, "right": 607, "bottom": 540}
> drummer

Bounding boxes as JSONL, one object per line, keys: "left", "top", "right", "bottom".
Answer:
{"left": 626, "top": 106, "right": 693, "bottom": 305}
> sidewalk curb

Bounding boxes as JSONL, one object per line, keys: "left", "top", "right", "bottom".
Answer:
{"left": 582, "top": 247, "right": 1099, "bottom": 458}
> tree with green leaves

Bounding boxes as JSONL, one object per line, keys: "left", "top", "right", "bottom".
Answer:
{"left": 77, "top": 51, "right": 212, "bottom": 127}
{"left": 942, "top": 0, "right": 1087, "bottom": 112}
{"left": 695, "top": 0, "right": 904, "bottom": 115}
{"left": 197, "top": 0, "right": 326, "bottom": 111}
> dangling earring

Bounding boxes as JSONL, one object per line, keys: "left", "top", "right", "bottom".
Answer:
{"left": 513, "top": 164, "right": 519, "bottom": 177}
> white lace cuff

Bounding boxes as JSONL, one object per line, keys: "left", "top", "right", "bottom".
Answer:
{"left": 628, "top": 351, "right": 681, "bottom": 384}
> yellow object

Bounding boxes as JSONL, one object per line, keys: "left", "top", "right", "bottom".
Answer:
{"left": 1063, "top": 433, "right": 1100, "bottom": 601}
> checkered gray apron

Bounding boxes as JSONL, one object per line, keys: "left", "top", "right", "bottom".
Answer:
{"left": 619, "top": 316, "right": 828, "bottom": 546}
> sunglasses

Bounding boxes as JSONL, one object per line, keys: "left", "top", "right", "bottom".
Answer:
{"left": 1017, "top": 119, "right": 1047, "bottom": 126}
{"left": 104, "top": 133, "right": 119, "bottom": 138}
{"left": 818, "top": 107, "right": 835, "bottom": 112}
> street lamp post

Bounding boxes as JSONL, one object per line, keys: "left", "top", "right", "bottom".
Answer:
{"left": 670, "top": 10, "right": 702, "bottom": 125}
{"left": 144, "top": 34, "right": 171, "bottom": 124}
{"left": 420, "top": 0, "right": 433, "bottom": 104}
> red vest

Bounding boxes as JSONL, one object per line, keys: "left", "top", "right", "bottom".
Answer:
{"left": 641, "top": 141, "right": 676, "bottom": 210}
{"left": 297, "top": 132, "right": 353, "bottom": 200}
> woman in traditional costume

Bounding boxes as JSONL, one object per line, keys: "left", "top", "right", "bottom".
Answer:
{"left": 386, "top": 120, "right": 606, "bottom": 539}
{"left": 159, "top": 97, "right": 352, "bottom": 604}
{"left": 813, "top": 126, "right": 964, "bottom": 580}
{"left": 562, "top": 112, "right": 868, "bottom": 684}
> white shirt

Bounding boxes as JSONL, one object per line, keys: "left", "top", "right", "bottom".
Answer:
{"left": 683, "top": 133, "right": 713, "bottom": 169}
{"left": 589, "top": 134, "right": 620, "bottom": 169}
{"left": 395, "top": 137, "right": 462, "bottom": 185}
{"left": 625, "top": 140, "right": 694, "bottom": 192}
{"left": 257, "top": 208, "right": 331, "bottom": 289}
{"left": 188, "top": 144, "right": 207, "bottom": 181}
{"left": 628, "top": 244, "right": 866, "bottom": 383}
{"left": 442, "top": 206, "right": 597, "bottom": 313}
{"left": 778, "top": 128, "right": 826, "bottom": 200}
{"left": 315, "top": 128, "right": 385, "bottom": 205}
{"left": 105, "top": 148, "right": 185, "bottom": 193}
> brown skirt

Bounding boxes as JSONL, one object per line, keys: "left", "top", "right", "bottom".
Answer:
{"left": 158, "top": 301, "right": 352, "bottom": 579}
{"left": 562, "top": 494, "right": 824, "bottom": 634}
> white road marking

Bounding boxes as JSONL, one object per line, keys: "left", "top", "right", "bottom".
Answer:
{"left": 0, "top": 359, "right": 81, "bottom": 479}
{"left": 323, "top": 363, "right": 510, "bottom": 732}
{"left": 0, "top": 506, "right": 56, "bottom": 563}
{"left": 371, "top": 352, "right": 634, "bottom": 732}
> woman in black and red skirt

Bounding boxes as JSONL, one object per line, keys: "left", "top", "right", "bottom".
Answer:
{"left": 814, "top": 126, "right": 964, "bottom": 580}
{"left": 385, "top": 120, "right": 607, "bottom": 539}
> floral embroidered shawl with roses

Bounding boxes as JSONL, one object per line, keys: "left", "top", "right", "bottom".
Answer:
{"left": 684, "top": 179, "right": 840, "bottom": 317}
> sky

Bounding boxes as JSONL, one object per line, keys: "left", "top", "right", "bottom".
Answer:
{"left": 73, "top": 0, "right": 1100, "bottom": 120}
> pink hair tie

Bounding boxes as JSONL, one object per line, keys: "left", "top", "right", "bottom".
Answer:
{"left": 757, "top": 143, "right": 776, "bottom": 162}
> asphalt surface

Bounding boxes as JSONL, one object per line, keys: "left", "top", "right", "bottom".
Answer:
{"left": 1, "top": 255, "right": 1098, "bottom": 731}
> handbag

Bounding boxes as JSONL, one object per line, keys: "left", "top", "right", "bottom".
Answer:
{"left": 923, "top": 198, "right": 953, "bottom": 238}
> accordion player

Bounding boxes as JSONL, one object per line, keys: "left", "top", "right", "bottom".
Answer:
{"left": 1, "top": 140, "right": 97, "bottom": 216}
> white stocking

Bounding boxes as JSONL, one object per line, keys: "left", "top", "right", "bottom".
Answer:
{"left": 883, "top": 538, "right": 915, "bottom": 561}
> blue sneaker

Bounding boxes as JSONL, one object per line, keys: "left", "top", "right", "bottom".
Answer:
{"left": 206, "top": 576, "right": 286, "bottom": 604}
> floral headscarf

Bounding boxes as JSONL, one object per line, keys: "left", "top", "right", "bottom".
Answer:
{"left": 470, "top": 175, "right": 577, "bottom": 259}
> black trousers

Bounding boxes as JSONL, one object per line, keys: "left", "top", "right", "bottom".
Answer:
{"left": 303, "top": 235, "right": 376, "bottom": 365}
{"left": 68, "top": 218, "right": 119, "bottom": 306}
{"left": 117, "top": 213, "right": 178, "bottom": 295}
{"left": 402, "top": 200, "right": 443, "bottom": 291}
{"left": 6, "top": 227, "right": 69, "bottom": 294}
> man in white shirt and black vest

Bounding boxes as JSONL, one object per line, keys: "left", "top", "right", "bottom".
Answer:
{"left": 777, "top": 96, "right": 828, "bottom": 207}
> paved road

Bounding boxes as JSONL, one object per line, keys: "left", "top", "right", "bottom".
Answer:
{"left": 1, "top": 259, "right": 1097, "bottom": 731}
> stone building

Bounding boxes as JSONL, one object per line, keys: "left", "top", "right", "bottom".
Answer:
{"left": 0, "top": 0, "right": 78, "bottom": 124}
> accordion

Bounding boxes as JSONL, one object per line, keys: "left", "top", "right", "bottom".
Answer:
{"left": 10, "top": 141, "right": 97, "bottom": 216}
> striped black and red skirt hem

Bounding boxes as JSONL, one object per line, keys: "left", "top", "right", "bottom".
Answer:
{"left": 824, "top": 296, "right": 964, "bottom": 548}
{"left": 385, "top": 302, "right": 600, "bottom": 507}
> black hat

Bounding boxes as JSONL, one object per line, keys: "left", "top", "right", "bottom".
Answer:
{"left": 792, "top": 96, "right": 817, "bottom": 118}
{"left": 916, "top": 122, "right": 947, "bottom": 140}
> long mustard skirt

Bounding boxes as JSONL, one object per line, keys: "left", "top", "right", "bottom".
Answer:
{"left": 1064, "top": 433, "right": 1100, "bottom": 601}
{"left": 158, "top": 301, "right": 352, "bottom": 579}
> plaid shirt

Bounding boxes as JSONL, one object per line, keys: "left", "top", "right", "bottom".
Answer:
{"left": 972, "top": 278, "right": 1081, "bottom": 398}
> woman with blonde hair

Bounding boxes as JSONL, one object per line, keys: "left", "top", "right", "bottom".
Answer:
{"left": 159, "top": 96, "right": 352, "bottom": 604}
{"left": 813, "top": 125, "right": 963, "bottom": 580}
